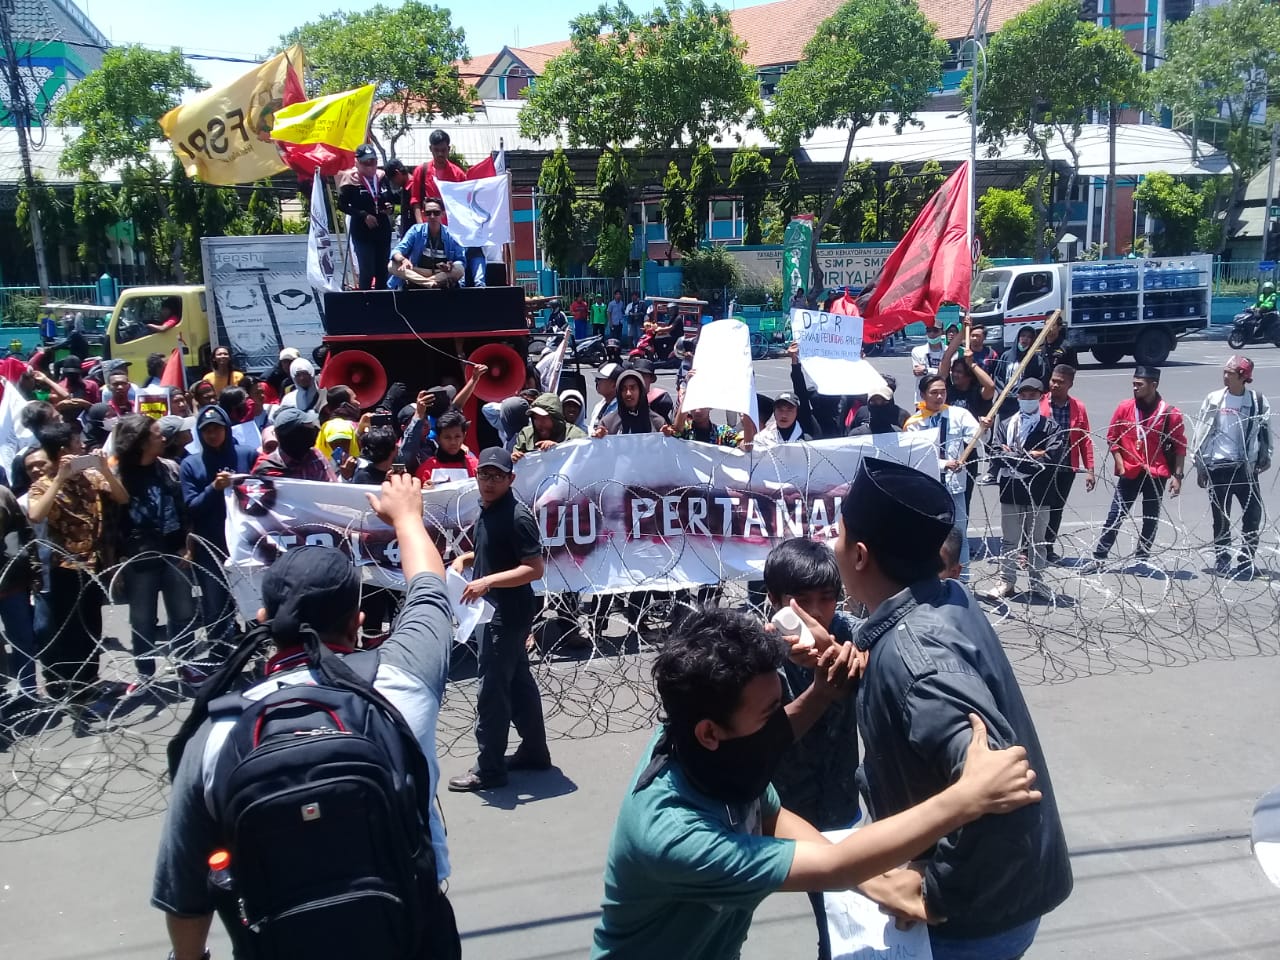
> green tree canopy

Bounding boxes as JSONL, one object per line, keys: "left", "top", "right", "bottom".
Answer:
{"left": 538, "top": 150, "right": 578, "bottom": 274}
{"left": 729, "top": 148, "right": 770, "bottom": 245}
{"left": 519, "top": 0, "right": 760, "bottom": 153}
{"left": 968, "top": 0, "right": 1147, "bottom": 258}
{"left": 767, "top": 0, "right": 947, "bottom": 291}
{"left": 1133, "top": 172, "right": 1206, "bottom": 256}
{"left": 1153, "top": 0, "right": 1280, "bottom": 250}
{"left": 662, "top": 161, "right": 698, "bottom": 254}
{"left": 279, "top": 2, "right": 473, "bottom": 160}
{"left": 977, "top": 187, "right": 1037, "bottom": 257}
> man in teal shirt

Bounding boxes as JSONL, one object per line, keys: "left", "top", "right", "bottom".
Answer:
{"left": 592, "top": 599, "right": 1044, "bottom": 960}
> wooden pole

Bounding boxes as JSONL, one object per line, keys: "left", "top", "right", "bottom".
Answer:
{"left": 326, "top": 176, "right": 354, "bottom": 291}
{"left": 955, "top": 309, "right": 1060, "bottom": 467}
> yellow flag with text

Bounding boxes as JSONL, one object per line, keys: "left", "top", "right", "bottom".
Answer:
{"left": 269, "top": 84, "right": 375, "bottom": 153}
{"left": 159, "top": 45, "right": 304, "bottom": 185}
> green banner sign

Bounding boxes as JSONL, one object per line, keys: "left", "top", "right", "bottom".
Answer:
{"left": 782, "top": 215, "right": 813, "bottom": 307}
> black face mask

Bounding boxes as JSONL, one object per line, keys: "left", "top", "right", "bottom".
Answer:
{"left": 672, "top": 706, "right": 794, "bottom": 805}
{"left": 868, "top": 404, "right": 897, "bottom": 432}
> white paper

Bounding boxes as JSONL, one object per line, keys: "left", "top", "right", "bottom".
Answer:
{"left": 820, "top": 828, "right": 934, "bottom": 960}
{"left": 428, "top": 467, "right": 473, "bottom": 485}
{"left": 790, "top": 308, "right": 888, "bottom": 397}
{"left": 681, "top": 318, "right": 759, "bottom": 425}
{"left": 446, "top": 568, "right": 494, "bottom": 644}
{"left": 232, "top": 420, "right": 263, "bottom": 454}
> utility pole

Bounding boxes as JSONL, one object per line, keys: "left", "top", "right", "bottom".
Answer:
{"left": 1106, "top": 102, "right": 1118, "bottom": 259}
{"left": 0, "top": 0, "right": 51, "bottom": 297}
{"left": 1262, "top": 120, "right": 1279, "bottom": 264}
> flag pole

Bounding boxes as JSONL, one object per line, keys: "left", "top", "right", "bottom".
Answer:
{"left": 501, "top": 138, "right": 515, "bottom": 288}
{"left": 326, "top": 174, "right": 354, "bottom": 290}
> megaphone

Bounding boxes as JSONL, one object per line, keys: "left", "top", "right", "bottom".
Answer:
{"left": 467, "top": 342, "right": 527, "bottom": 402}
{"left": 319, "top": 348, "right": 388, "bottom": 410}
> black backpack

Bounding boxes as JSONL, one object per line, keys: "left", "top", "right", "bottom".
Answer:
{"left": 168, "top": 624, "right": 459, "bottom": 960}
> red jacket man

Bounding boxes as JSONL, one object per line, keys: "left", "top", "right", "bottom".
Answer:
{"left": 408, "top": 130, "right": 466, "bottom": 224}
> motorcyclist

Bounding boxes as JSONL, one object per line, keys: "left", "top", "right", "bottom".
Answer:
{"left": 1254, "top": 281, "right": 1277, "bottom": 315}
{"left": 1250, "top": 282, "right": 1278, "bottom": 340}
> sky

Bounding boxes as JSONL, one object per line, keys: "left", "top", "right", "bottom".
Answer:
{"left": 74, "top": 0, "right": 780, "bottom": 91}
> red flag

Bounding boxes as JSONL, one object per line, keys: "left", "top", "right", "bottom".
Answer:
{"left": 862, "top": 162, "right": 971, "bottom": 341}
{"left": 160, "top": 346, "right": 186, "bottom": 391}
{"left": 827, "top": 291, "right": 861, "bottom": 317}
{"left": 276, "top": 61, "right": 356, "bottom": 180}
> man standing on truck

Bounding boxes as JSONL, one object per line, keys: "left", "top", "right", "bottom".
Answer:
{"left": 408, "top": 129, "right": 487, "bottom": 287}
{"left": 337, "top": 144, "right": 395, "bottom": 290}
{"left": 1086, "top": 366, "right": 1186, "bottom": 569}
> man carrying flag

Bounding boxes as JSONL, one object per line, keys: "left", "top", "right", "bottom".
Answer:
{"left": 337, "top": 144, "right": 396, "bottom": 290}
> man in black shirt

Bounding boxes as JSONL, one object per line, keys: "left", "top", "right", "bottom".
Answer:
{"left": 448, "top": 447, "right": 549, "bottom": 792}
{"left": 337, "top": 144, "right": 395, "bottom": 290}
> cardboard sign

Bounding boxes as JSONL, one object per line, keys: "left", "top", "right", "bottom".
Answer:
{"left": 789, "top": 309, "right": 887, "bottom": 397}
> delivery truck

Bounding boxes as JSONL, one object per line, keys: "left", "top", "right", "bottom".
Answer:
{"left": 969, "top": 255, "right": 1212, "bottom": 367}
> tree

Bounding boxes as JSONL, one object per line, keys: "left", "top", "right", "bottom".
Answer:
{"left": 279, "top": 2, "right": 473, "bottom": 161}
{"left": 593, "top": 152, "right": 633, "bottom": 278}
{"left": 538, "top": 150, "right": 578, "bottom": 274}
{"left": 729, "top": 148, "right": 770, "bottom": 244}
{"left": 519, "top": 0, "right": 760, "bottom": 154}
{"left": 1153, "top": 0, "right": 1280, "bottom": 251}
{"left": 680, "top": 245, "right": 739, "bottom": 301}
{"left": 55, "top": 46, "right": 206, "bottom": 281}
{"left": 686, "top": 145, "right": 720, "bottom": 245}
{"left": 72, "top": 178, "right": 120, "bottom": 269}
{"left": 592, "top": 222, "right": 633, "bottom": 277}
{"left": 768, "top": 0, "right": 947, "bottom": 292}
{"left": 977, "top": 187, "right": 1037, "bottom": 257}
{"left": 968, "top": 0, "right": 1147, "bottom": 258}
{"left": 1133, "top": 172, "right": 1205, "bottom": 255}
{"left": 662, "top": 161, "right": 697, "bottom": 255}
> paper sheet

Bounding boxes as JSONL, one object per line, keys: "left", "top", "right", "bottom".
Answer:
{"left": 820, "top": 828, "right": 934, "bottom": 960}
{"left": 681, "top": 318, "right": 760, "bottom": 425}
{"left": 790, "top": 308, "right": 888, "bottom": 397}
{"left": 446, "top": 568, "right": 494, "bottom": 644}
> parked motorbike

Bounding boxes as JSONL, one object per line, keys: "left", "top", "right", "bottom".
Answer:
{"left": 1228, "top": 307, "right": 1280, "bottom": 349}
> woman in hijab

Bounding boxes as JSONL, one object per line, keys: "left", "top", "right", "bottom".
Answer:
{"left": 274, "top": 357, "right": 323, "bottom": 417}
{"left": 595, "top": 370, "right": 666, "bottom": 435}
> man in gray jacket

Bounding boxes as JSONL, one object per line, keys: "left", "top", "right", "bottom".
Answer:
{"left": 1189, "top": 355, "right": 1272, "bottom": 579}
{"left": 832, "top": 457, "right": 1071, "bottom": 960}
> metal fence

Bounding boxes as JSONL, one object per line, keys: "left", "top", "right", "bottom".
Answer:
{"left": 1213, "top": 259, "right": 1273, "bottom": 296}
{"left": 0, "top": 285, "right": 100, "bottom": 327}
{"left": 555, "top": 276, "right": 642, "bottom": 303}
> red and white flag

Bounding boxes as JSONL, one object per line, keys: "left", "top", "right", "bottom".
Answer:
{"left": 862, "top": 161, "right": 971, "bottom": 341}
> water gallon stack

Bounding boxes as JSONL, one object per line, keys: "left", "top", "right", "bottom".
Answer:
{"left": 1069, "top": 262, "right": 1140, "bottom": 324}
{"left": 1141, "top": 259, "right": 1209, "bottom": 321}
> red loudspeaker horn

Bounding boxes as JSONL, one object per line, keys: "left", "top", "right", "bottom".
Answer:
{"left": 319, "top": 348, "right": 389, "bottom": 410}
{"left": 468, "top": 342, "right": 527, "bottom": 402}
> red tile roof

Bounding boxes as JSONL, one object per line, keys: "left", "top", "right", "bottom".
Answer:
{"left": 463, "top": 0, "right": 1037, "bottom": 83}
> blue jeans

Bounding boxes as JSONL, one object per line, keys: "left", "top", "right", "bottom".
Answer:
{"left": 465, "top": 248, "right": 487, "bottom": 287}
{"left": 931, "top": 918, "right": 1039, "bottom": 960}
{"left": 123, "top": 559, "right": 196, "bottom": 678}
{"left": 627, "top": 318, "right": 643, "bottom": 348}
{"left": 951, "top": 489, "right": 970, "bottom": 577}
{"left": 0, "top": 592, "right": 37, "bottom": 695}
{"left": 192, "top": 543, "right": 239, "bottom": 667}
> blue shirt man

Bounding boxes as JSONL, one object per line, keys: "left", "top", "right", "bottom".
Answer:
{"left": 388, "top": 200, "right": 467, "bottom": 290}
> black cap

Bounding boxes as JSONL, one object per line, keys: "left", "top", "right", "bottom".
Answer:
{"left": 477, "top": 446, "right": 514, "bottom": 474}
{"left": 1133, "top": 364, "right": 1161, "bottom": 382}
{"left": 595, "top": 361, "right": 623, "bottom": 382}
{"left": 385, "top": 158, "right": 407, "bottom": 175}
{"left": 629, "top": 357, "right": 655, "bottom": 376}
{"left": 774, "top": 391, "right": 800, "bottom": 407}
{"left": 262, "top": 546, "right": 361, "bottom": 644}
{"left": 1018, "top": 377, "right": 1045, "bottom": 393}
{"left": 355, "top": 144, "right": 377, "bottom": 162}
{"left": 841, "top": 458, "right": 954, "bottom": 558}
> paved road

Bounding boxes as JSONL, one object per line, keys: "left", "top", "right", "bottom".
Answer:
{"left": 3, "top": 333, "right": 1279, "bottom": 959}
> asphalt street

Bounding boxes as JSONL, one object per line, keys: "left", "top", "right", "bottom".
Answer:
{"left": 2, "top": 329, "right": 1279, "bottom": 959}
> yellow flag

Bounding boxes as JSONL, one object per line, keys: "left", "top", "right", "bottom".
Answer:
{"left": 269, "top": 84, "right": 376, "bottom": 153}
{"left": 159, "top": 45, "right": 304, "bottom": 185}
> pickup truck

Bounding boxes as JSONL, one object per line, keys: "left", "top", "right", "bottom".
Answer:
{"left": 970, "top": 255, "right": 1212, "bottom": 366}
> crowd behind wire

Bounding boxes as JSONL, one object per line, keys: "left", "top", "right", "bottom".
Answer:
{"left": 0, "top": 309, "right": 1272, "bottom": 741}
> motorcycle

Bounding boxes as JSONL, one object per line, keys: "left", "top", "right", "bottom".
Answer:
{"left": 1228, "top": 307, "right": 1280, "bottom": 349}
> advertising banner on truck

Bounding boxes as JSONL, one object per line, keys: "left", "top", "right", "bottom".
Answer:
{"left": 201, "top": 235, "right": 327, "bottom": 375}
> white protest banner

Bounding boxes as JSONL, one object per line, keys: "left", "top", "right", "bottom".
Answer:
{"left": 0, "top": 382, "right": 33, "bottom": 474}
{"left": 223, "top": 433, "right": 939, "bottom": 616}
{"left": 790, "top": 308, "right": 888, "bottom": 397}
{"left": 682, "top": 318, "right": 759, "bottom": 425}
{"left": 437, "top": 174, "right": 512, "bottom": 247}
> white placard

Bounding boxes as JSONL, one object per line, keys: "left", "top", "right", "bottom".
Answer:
{"left": 446, "top": 568, "right": 494, "bottom": 644}
{"left": 790, "top": 308, "right": 887, "bottom": 397}
{"left": 681, "top": 318, "right": 759, "bottom": 425}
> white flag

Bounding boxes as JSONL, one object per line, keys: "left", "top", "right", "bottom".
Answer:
{"left": 307, "top": 172, "right": 341, "bottom": 293}
{"left": 0, "top": 381, "right": 34, "bottom": 472}
{"left": 536, "top": 332, "right": 568, "bottom": 394}
{"left": 437, "top": 173, "right": 512, "bottom": 247}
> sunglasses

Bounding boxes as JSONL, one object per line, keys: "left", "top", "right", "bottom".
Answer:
{"left": 422, "top": 209, "right": 443, "bottom": 217}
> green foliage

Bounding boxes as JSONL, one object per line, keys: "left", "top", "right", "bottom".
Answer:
{"left": 1153, "top": 0, "right": 1280, "bottom": 248}
{"left": 765, "top": 157, "right": 805, "bottom": 242}
{"left": 968, "top": 0, "right": 1147, "bottom": 256}
{"left": 977, "top": 187, "right": 1037, "bottom": 257}
{"left": 538, "top": 150, "right": 578, "bottom": 274}
{"left": 596, "top": 151, "right": 633, "bottom": 229}
{"left": 680, "top": 244, "right": 739, "bottom": 300}
{"left": 1133, "top": 172, "right": 1205, "bottom": 255}
{"left": 72, "top": 178, "right": 120, "bottom": 267}
{"left": 662, "top": 161, "right": 698, "bottom": 253}
{"left": 729, "top": 148, "right": 770, "bottom": 245}
{"left": 766, "top": 0, "right": 946, "bottom": 287}
{"left": 519, "top": 0, "right": 760, "bottom": 152}
{"left": 55, "top": 46, "right": 205, "bottom": 174}
{"left": 279, "top": 2, "right": 474, "bottom": 160}
{"left": 687, "top": 145, "right": 720, "bottom": 242}
{"left": 246, "top": 185, "right": 284, "bottom": 235}
{"left": 879, "top": 160, "right": 945, "bottom": 239}
{"left": 15, "top": 177, "right": 64, "bottom": 251}
{"left": 592, "top": 222, "right": 634, "bottom": 278}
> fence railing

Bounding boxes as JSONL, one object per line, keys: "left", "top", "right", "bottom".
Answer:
{"left": 0, "top": 285, "right": 101, "bottom": 327}
{"left": 1214, "top": 259, "right": 1273, "bottom": 297}
{"left": 555, "top": 276, "right": 642, "bottom": 303}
